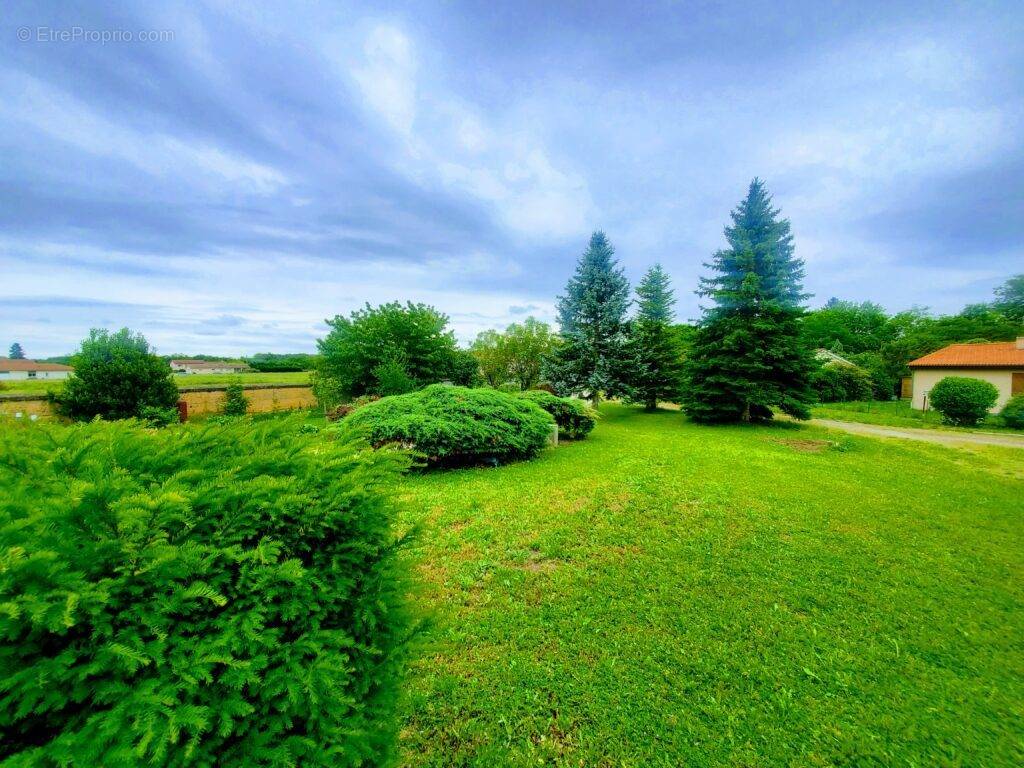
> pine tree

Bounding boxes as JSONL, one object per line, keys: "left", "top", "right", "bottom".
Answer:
{"left": 683, "top": 179, "right": 815, "bottom": 423}
{"left": 544, "top": 231, "right": 631, "bottom": 406}
{"left": 8, "top": 342, "right": 24, "bottom": 359}
{"left": 624, "top": 265, "right": 685, "bottom": 410}
{"left": 635, "top": 263, "right": 675, "bottom": 324}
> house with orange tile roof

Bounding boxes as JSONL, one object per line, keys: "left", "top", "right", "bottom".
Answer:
{"left": 0, "top": 358, "right": 74, "bottom": 381}
{"left": 907, "top": 337, "right": 1024, "bottom": 411}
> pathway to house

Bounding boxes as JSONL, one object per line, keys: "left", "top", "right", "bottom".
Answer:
{"left": 813, "top": 418, "right": 1024, "bottom": 449}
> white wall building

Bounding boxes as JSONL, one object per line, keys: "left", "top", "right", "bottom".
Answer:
{"left": 0, "top": 358, "right": 74, "bottom": 380}
{"left": 170, "top": 359, "right": 251, "bottom": 375}
{"left": 908, "top": 338, "right": 1024, "bottom": 411}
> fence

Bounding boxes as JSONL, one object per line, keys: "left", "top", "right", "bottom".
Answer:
{"left": 0, "top": 383, "right": 316, "bottom": 421}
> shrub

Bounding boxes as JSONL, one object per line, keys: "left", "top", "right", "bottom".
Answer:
{"left": 0, "top": 416, "right": 410, "bottom": 766}
{"left": 1000, "top": 394, "right": 1024, "bottom": 430}
{"left": 516, "top": 390, "right": 597, "bottom": 439}
{"left": 338, "top": 384, "right": 554, "bottom": 466}
{"left": 810, "top": 363, "right": 874, "bottom": 403}
{"left": 928, "top": 376, "right": 999, "bottom": 426}
{"left": 140, "top": 404, "right": 180, "bottom": 427}
{"left": 51, "top": 328, "right": 179, "bottom": 421}
{"left": 326, "top": 395, "right": 380, "bottom": 422}
{"left": 372, "top": 358, "right": 418, "bottom": 396}
{"left": 222, "top": 379, "right": 249, "bottom": 416}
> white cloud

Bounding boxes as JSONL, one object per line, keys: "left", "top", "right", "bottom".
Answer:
{"left": 350, "top": 25, "right": 417, "bottom": 136}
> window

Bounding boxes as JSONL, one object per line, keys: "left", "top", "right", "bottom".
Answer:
{"left": 27, "top": 371, "right": 37, "bottom": 378}
{"left": 1013, "top": 372, "right": 1023, "bottom": 397}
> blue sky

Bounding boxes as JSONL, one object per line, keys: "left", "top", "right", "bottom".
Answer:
{"left": 2, "top": 1, "right": 1022, "bottom": 357}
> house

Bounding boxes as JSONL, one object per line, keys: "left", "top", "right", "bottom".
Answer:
{"left": 0, "top": 358, "right": 73, "bottom": 380}
{"left": 814, "top": 348, "right": 856, "bottom": 366}
{"left": 907, "top": 337, "right": 1024, "bottom": 411}
{"left": 170, "top": 359, "right": 251, "bottom": 375}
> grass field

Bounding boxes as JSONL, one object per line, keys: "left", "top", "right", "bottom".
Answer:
{"left": 395, "top": 404, "right": 1024, "bottom": 766}
{"left": 0, "top": 370, "right": 310, "bottom": 395}
{"left": 812, "top": 399, "right": 1012, "bottom": 432}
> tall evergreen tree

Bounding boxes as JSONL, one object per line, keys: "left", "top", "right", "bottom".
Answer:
{"left": 544, "top": 231, "right": 631, "bottom": 406}
{"left": 8, "top": 342, "right": 24, "bottom": 359}
{"left": 683, "top": 179, "right": 815, "bottom": 422}
{"left": 634, "top": 263, "right": 675, "bottom": 324}
{"left": 624, "top": 265, "right": 685, "bottom": 410}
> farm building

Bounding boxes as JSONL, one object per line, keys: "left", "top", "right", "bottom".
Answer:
{"left": 0, "top": 358, "right": 73, "bottom": 380}
{"left": 907, "top": 337, "right": 1024, "bottom": 411}
{"left": 170, "top": 359, "right": 251, "bottom": 375}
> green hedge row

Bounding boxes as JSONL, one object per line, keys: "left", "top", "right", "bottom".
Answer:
{"left": 515, "top": 390, "right": 597, "bottom": 439}
{"left": 0, "top": 417, "right": 410, "bottom": 767}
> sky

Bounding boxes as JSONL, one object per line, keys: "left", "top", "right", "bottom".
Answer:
{"left": 2, "top": 1, "right": 1022, "bottom": 358}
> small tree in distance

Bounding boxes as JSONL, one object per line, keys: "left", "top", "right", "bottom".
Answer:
{"left": 52, "top": 328, "right": 179, "bottom": 422}
{"left": 8, "top": 342, "right": 25, "bottom": 359}
{"left": 624, "top": 264, "right": 685, "bottom": 410}
{"left": 222, "top": 378, "right": 249, "bottom": 416}
{"left": 544, "top": 231, "right": 632, "bottom": 406}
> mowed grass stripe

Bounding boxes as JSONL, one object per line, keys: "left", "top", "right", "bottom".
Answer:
{"left": 397, "top": 404, "right": 1024, "bottom": 767}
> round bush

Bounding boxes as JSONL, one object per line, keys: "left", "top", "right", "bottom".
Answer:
{"left": 0, "top": 416, "right": 410, "bottom": 766}
{"left": 1000, "top": 394, "right": 1024, "bottom": 430}
{"left": 928, "top": 376, "right": 999, "bottom": 426}
{"left": 516, "top": 390, "right": 597, "bottom": 439}
{"left": 339, "top": 384, "right": 555, "bottom": 465}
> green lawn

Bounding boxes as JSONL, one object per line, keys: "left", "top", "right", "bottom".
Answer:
{"left": 812, "top": 399, "right": 1013, "bottom": 432}
{"left": 396, "top": 404, "right": 1024, "bottom": 766}
{"left": 0, "top": 370, "right": 310, "bottom": 395}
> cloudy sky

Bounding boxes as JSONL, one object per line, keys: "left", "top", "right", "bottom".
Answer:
{"left": 2, "top": 1, "right": 1022, "bottom": 357}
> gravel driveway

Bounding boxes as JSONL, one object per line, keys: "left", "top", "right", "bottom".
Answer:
{"left": 813, "top": 419, "right": 1024, "bottom": 449}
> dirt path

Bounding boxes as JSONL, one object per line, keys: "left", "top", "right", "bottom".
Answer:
{"left": 812, "top": 418, "right": 1024, "bottom": 449}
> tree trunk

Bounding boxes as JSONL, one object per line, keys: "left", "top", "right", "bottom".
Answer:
{"left": 645, "top": 398, "right": 657, "bottom": 411}
{"left": 741, "top": 401, "right": 751, "bottom": 422}
{"left": 591, "top": 391, "right": 601, "bottom": 409}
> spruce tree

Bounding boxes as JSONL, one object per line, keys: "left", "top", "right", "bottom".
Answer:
{"left": 683, "top": 178, "right": 815, "bottom": 422}
{"left": 8, "top": 342, "right": 24, "bottom": 359}
{"left": 634, "top": 263, "right": 675, "bottom": 324}
{"left": 544, "top": 231, "right": 631, "bottom": 406}
{"left": 625, "top": 265, "right": 685, "bottom": 410}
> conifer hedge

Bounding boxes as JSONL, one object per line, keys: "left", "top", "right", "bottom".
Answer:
{"left": 0, "top": 416, "right": 410, "bottom": 767}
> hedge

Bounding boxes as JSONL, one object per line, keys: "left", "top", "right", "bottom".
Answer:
{"left": 0, "top": 416, "right": 410, "bottom": 767}
{"left": 928, "top": 376, "right": 999, "bottom": 427}
{"left": 515, "top": 390, "right": 597, "bottom": 439}
{"left": 338, "top": 384, "right": 554, "bottom": 466}
{"left": 1000, "top": 394, "right": 1024, "bottom": 430}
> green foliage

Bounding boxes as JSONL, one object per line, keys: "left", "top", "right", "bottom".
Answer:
{"left": 373, "top": 356, "right": 418, "bottom": 396}
{"left": 928, "top": 376, "right": 999, "bottom": 426}
{"left": 140, "top": 405, "right": 180, "bottom": 427}
{"left": 634, "top": 264, "right": 675, "bottom": 324}
{"left": 7, "top": 342, "right": 24, "bottom": 360}
{"left": 244, "top": 353, "right": 317, "bottom": 372}
{"left": 221, "top": 379, "right": 249, "bottom": 416}
{"left": 471, "top": 318, "right": 557, "bottom": 390}
{"left": 445, "top": 349, "right": 483, "bottom": 388}
{"left": 810, "top": 363, "right": 874, "bottom": 403}
{"left": 51, "top": 328, "right": 179, "bottom": 422}
{"left": 993, "top": 274, "right": 1024, "bottom": 322}
{"left": 545, "top": 232, "right": 632, "bottom": 405}
{"left": 516, "top": 390, "right": 597, "bottom": 439}
{"left": 683, "top": 179, "right": 815, "bottom": 422}
{"left": 802, "top": 299, "right": 890, "bottom": 355}
{"left": 999, "top": 395, "right": 1024, "bottom": 430}
{"left": 0, "top": 416, "right": 410, "bottom": 767}
{"left": 310, "top": 368, "right": 345, "bottom": 412}
{"left": 338, "top": 384, "right": 554, "bottom": 466}
{"left": 317, "top": 302, "right": 461, "bottom": 398}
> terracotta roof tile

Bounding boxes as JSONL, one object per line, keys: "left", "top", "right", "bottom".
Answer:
{"left": 908, "top": 340, "right": 1024, "bottom": 368}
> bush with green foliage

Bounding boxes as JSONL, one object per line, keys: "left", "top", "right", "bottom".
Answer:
{"left": 516, "top": 390, "right": 597, "bottom": 439}
{"left": 810, "top": 363, "right": 874, "bottom": 403}
{"left": 51, "top": 328, "right": 179, "bottom": 422}
{"left": 999, "top": 394, "right": 1024, "bottom": 430}
{"left": 927, "top": 376, "right": 999, "bottom": 426}
{"left": 0, "top": 416, "right": 410, "bottom": 767}
{"left": 339, "top": 384, "right": 554, "bottom": 465}
{"left": 317, "top": 302, "right": 464, "bottom": 399}
{"left": 222, "top": 379, "right": 249, "bottom": 416}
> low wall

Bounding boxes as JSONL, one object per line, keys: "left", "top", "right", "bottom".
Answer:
{"left": 0, "top": 384, "right": 316, "bottom": 421}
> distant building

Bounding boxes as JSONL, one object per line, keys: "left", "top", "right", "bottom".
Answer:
{"left": 814, "top": 348, "right": 856, "bottom": 366}
{"left": 908, "top": 338, "right": 1024, "bottom": 411}
{"left": 170, "top": 359, "right": 251, "bottom": 375}
{"left": 0, "top": 358, "right": 73, "bottom": 380}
